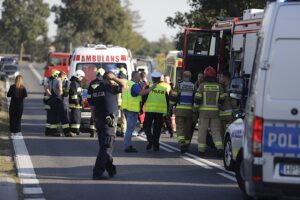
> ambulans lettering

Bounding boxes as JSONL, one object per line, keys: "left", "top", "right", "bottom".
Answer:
{"left": 264, "top": 125, "right": 300, "bottom": 155}
{"left": 73, "top": 55, "right": 126, "bottom": 63}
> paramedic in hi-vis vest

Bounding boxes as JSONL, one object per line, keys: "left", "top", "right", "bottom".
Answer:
{"left": 193, "top": 66, "right": 226, "bottom": 157}
{"left": 143, "top": 71, "right": 168, "bottom": 152}
{"left": 170, "top": 71, "right": 195, "bottom": 153}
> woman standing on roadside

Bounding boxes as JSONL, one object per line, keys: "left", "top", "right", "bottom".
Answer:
{"left": 7, "top": 75, "right": 27, "bottom": 133}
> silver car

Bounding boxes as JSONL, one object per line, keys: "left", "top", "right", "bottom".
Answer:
{"left": 0, "top": 64, "right": 20, "bottom": 80}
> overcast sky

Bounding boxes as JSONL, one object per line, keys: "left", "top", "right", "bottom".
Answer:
{"left": 45, "top": 0, "right": 191, "bottom": 42}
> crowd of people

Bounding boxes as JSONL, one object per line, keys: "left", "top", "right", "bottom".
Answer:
{"left": 38, "top": 64, "right": 238, "bottom": 180}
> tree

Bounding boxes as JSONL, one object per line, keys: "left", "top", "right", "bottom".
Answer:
{"left": 0, "top": 0, "right": 50, "bottom": 61}
{"left": 166, "top": 0, "right": 268, "bottom": 49}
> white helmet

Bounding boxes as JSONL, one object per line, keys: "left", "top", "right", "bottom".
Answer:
{"left": 75, "top": 70, "right": 85, "bottom": 78}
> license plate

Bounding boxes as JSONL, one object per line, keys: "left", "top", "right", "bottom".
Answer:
{"left": 279, "top": 164, "right": 300, "bottom": 177}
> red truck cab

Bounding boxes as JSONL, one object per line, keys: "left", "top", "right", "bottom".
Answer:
{"left": 44, "top": 52, "right": 71, "bottom": 78}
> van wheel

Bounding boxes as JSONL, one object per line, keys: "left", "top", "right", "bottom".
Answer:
{"left": 235, "top": 150, "right": 246, "bottom": 193}
{"left": 223, "top": 135, "right": 234, "bottom": 171}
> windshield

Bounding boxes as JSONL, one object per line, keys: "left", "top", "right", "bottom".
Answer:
{"left": 76, "top": 62, "right": 128, "bottom": 88}
{"left": 3, "top": 65, "right": 18, "bottom": 71}
{"left": 187, "top": 31, "right": 217, "bottom": 56}
{"left": 48, "top": 57, "right": 63, "bottom": 66}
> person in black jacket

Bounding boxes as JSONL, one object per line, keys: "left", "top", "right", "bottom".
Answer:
{"left": 7, "top": 75, "right": 27, "bottom": 133}
{"left": 87, "top": 68, "right": 105, "bottom": 137}
{"left": 69, "top": 70, "right": 85, "bottom": 135}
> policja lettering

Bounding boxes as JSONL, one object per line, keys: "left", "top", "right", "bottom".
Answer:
{"left": 152, "top": 89, "right": 165, "bottom": 94}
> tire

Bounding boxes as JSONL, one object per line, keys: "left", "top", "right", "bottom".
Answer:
{"left": 235, "top": 150, "right": 246, "bottom": 193}
{"left": 223, "top": 135, "right": 235, "bottom": 171}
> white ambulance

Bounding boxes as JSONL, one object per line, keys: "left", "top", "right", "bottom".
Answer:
{"left": 68, "top": 44, "right": 135, "bottom": 127}
{"left": 230, "top": 1, "right": 300, "bottom": 199}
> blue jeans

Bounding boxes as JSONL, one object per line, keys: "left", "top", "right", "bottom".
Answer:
{"left": 123, "top": 110, "right": 138, "bottom": 148}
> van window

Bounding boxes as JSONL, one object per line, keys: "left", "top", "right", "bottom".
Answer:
{"left": 76, "top": 63, "right": 128, "bottom": 88}
{"left": 268, "top": 39, "right": 300, "bottom": 100}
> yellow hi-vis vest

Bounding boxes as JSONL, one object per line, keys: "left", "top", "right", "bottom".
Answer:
{"left": 144, "top": 85, "right": 167, "bottom": 114}
{"left": 121, "top": 80, "right": 141, "bottom": 112}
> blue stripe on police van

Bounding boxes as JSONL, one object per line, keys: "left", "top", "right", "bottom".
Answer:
{"left": 264, "top": 125, "right": 300, "bottom": 156}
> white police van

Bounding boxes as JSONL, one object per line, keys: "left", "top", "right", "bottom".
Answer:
{"left": 232, "top": 1, "right": 300, "bottom": 199}
{"left": 68, "top": 44, "right": 135, "bottom": 128}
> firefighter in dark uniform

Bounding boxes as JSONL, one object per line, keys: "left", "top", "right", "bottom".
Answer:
{"left": 87, "top": 68, "right": 105, "bottom": 137}
{"left": 44, "top": 70, "right": 60, "bottom": 136}
{"left": 49, "top": 71, "right": 73, "bottom": 137}
{"left": 69, "top": 70, "right": 85, "bottom": 135}
{"left": 92, "top": 65, "right": 127, "bottom": 180}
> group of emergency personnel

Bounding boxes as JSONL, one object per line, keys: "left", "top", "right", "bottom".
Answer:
{"left": 43, "top": 69, "right": 86, "bottom": 137}
{"left": 170, "top": 66, "right": 238, "bottom": 157}
{"left": 42, "top": 64, "right": 237, "bottom": 180}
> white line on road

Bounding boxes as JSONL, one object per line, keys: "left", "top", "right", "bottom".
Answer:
{"left": 23, "top": 187, "right": 43, "bottom": 194}
{"left": 181, "top": 156, "right": 212, "bottom": 169}
{"left": 28, "top": 63, "right": 43, "bottom": 82}
{"left": 137, "top": 136, "right": 175, "bottom": 153}
{"left": 217, "top": 173, "right": 236, "bottom": 182}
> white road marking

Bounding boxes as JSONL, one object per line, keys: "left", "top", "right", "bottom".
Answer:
{"left": 28, "top": 63, "right": 43, "bottom": 82}
{"left": 24, "top": 199, "right": 46, "bottom": 200}
{"left": 181, "top": 156, "right": 212, "bottom": 169}
{"left": 137, "top": 136, "right": 175, "bottom": 153}
{"left": 23, "top": 187, "right": 43, "bottom": 194}
{"left": 217, "top": 173, "right": 236, "bottom": 182}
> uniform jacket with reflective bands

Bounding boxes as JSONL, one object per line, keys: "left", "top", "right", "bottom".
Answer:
{"left": 87, "top": 78, "right": 102, "bottom": 106}
{"left": 219, "top": 84, "right": 239, "bottom": 121}
{"left": 121, "top": 80, "right": 142, "bottom": 112}
{"left": 194, "top": 81, "right": 226, "bottom": 118}
{"left": 69, "top": 76, "right": 83, "bottom": 109}
{"left": 144, "top": 84, "right": 168, "bottom": 115}
{"left": 170, "top": 80, "right": 194, "bottom": 116}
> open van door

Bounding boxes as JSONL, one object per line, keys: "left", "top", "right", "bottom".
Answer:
{"left": 183, "top": 28, "right": 220, "bottom": 82}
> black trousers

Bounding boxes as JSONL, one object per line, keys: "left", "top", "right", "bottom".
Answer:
{"left": 49, "top": 97, "right": 69, "bottom": 134}
{"left": 93, "top": 117, "right": 116, "bottom": 176}
{"left": 69, "top": 108, "right": 81, "bottom": 134}
{"left": 144, "top": 112, "right": 163, "bottom": 147}
{"left": 163, "top": 115, "right": 173, "bottom": 135}
{"left": 9, "top": 105, "right": 23, "bottom": 133}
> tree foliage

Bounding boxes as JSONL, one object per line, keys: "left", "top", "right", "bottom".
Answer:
{"left": 0, "top": 0, "right": 50, "bottom": 59}
{"left": 166, "top": 0, "right": 268, "bottom": 49}
{"left": 53, "top": 0, "right": 148, "bottom": 55}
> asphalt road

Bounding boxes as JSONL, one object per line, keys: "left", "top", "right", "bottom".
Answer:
{"left": 15, "top": 63, "right": 245, "bottom": 200}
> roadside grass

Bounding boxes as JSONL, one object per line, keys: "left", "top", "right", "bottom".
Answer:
{"left": 0, "top": 80, "right": 23, "bottom": 200}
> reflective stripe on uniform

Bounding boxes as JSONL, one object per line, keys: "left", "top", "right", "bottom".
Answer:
{"left": 199, "top": 105, "right": 219, "bottom": 111}
{"left": 90, "top": 125, "right": 96, "bottom": 130}
{"left": 219, "top": 109, "right": 233, "bottom": 117}
{"left": 48, "top": 124, "right": 58, "bottom": 129}
{"left": 45, "top": 105, "right": 51, "bottom": 110}
{"left": 198, "top": 143, "right": 206, "bottom": 151}
{"left": 176, "top": 105, "right": 192, "bottom": 110}
{"left": 70, "top": 124, "right": 80, "bottom": 129}
{"left": 71, "top": 95, "right": 78, "bottom": 99}
{"left": 69, "top": 104, "right": 82, "bottom": 109}
{"left": 62, "top": 124, "right": 69, "bottom": 129}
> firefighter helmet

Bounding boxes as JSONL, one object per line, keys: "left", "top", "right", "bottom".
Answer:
{"left": 51, "top": 70, "right": 60, "bottom": 78}
{"left": 96, "top": 68, "right": 105, "bottom": 77}
{"left": 204, "top": 66, "right": 216, "bottom": 78}
{"left": 75, "top": 70, "right": 85, "bottom": 78}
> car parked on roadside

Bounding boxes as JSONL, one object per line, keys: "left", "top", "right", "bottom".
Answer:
{"left": 0, "top": 64, "right": 20, "bottom": 80}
